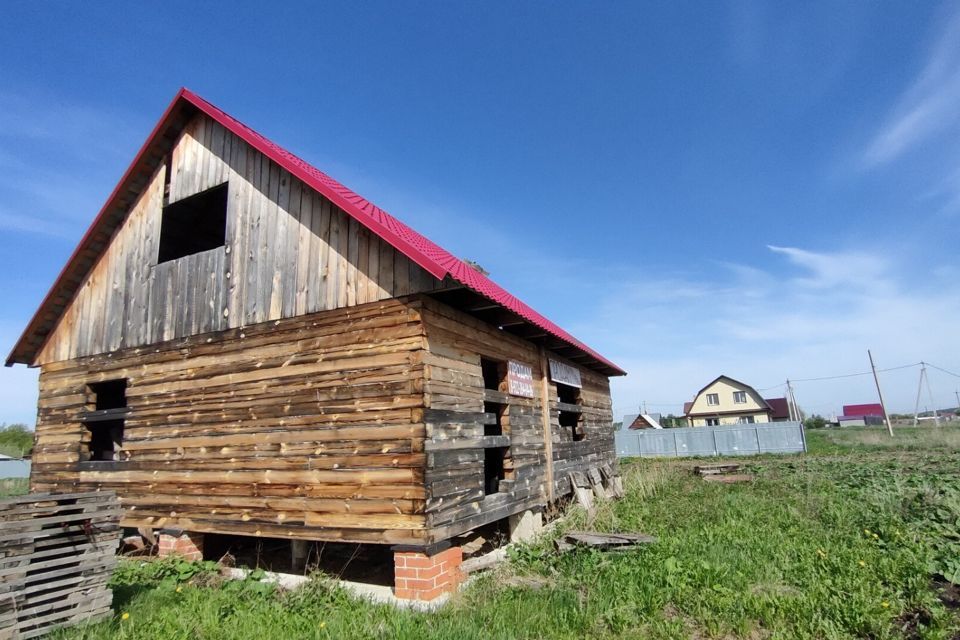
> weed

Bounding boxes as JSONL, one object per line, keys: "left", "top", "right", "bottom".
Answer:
{"left": 0, "top": 477, "right": 28, "bottom": 498}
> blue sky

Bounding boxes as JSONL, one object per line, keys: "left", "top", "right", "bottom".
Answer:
{"left": 1, "top": 1, "right": 959, "bottom": 425}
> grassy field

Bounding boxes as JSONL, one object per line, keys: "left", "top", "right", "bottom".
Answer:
{"left": 52, "top": 425, "right": 960, "bottom": 639}
{"left": 0, "top": 477, "right": 28, "bottom": 498}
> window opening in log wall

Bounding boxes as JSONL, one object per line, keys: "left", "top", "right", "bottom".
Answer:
{"left": 480, "top": 357, "right": 512, "bottom": 495}
{"left": 82, "top": 379, "right": 128, "bottom": 462}
{"left": 157, "top": 183, "right": 228, "bottom": 263}
{"left": 556, "top": 382, "right": 585, "bottom": 441}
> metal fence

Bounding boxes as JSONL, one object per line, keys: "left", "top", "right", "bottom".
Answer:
{"left": 615, "top": 422, "right": 806, "bottom": 458}
{"left": 0, "top": 459, "right": 30, "bottom": 479}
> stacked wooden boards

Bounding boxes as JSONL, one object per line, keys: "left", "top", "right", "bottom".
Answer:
{"left": 32, "top": 294, "right": 617, "bottom": 548}
{"left": 36, "top": 113, "right": 444, "bottom": 366}
{"left": 0, "top": 491, "right": 120, "bottom": 639}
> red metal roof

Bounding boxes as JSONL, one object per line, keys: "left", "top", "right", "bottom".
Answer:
{"left": 8, "top": 88, "right": 625, "bottom": 375}
{"left": 842, "top": 403, "right": 883, "bottom": 418}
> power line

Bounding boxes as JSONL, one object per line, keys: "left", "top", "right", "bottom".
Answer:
{"left": 788, "top": 362, "right": 920, "bottom": 383}
{"left": 753, "top": 362, "right": 921, "bottom": 390}
{"left": 926, "top": 362, "right": 960, "bottom": 379}
{"left": 756, "top": 383, "right": 787, "bottom": 392}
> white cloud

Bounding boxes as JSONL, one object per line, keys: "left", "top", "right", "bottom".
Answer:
{"left": 0, "top": 91, "right": 142, "bottom": 236}
{"left": 588, "top": 246, "right": 960, "bottom": 420}
{"left": 863, "top": 10, "right": 960, "bottom": 167}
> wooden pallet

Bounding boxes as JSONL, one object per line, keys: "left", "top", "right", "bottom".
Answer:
{"left": 693, "top": 463, "right": 742, "bottom": 477}
{"left": 0, "top": 491, "right": 120, "bottom": 639}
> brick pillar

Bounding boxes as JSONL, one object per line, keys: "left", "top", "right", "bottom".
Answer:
{"left": 394, "top": 546, "right": 463, "bottom": 601}
{"left": 157, "top": 530, "right": 204, "bottom": 562}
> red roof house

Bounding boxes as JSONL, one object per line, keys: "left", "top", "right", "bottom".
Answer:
{"left": 8, "top": 89, "right": 625, "bottom": 602}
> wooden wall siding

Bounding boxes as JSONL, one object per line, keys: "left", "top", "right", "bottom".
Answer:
{"left": 31, "top": 299, "right": 433, "bottom": 545}
{"left": 419, "top": 297, "right": 615, "bottom": 542}
{"left": 36, "top": 114, "right": 443, "bottom": 366}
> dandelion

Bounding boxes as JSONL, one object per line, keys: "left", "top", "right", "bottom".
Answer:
{"left": 319, "top": 622, "right": 326, "bottom": 629}
{"left": 816, "top": 549, "right": 827, "bottom": 558}
{"left": 872, "top": 533, "right": 879, "bottom": 539}
{"left": 864, "top": 528, "right": 871, "bottom": 535}
{"left": 121, "top": 612, "right": 130, "bottom": 621}
{"left": 881, "top": 601, "right": 890, "bottom": 608}
{"left": 858, "top": 560, "right": 866, "bottom": 567}
{"left": 176, "top": 586, "right": 182, "bottom": 593}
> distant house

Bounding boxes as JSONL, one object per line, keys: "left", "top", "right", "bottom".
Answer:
{"left": 621, "top": 413, "right": 663, "bottom": 430}
{"left": 838, "top": 403, "right": 884, "bottom": 427}
{"left": 684, "top": 375, "right": 792, "bottom": 426}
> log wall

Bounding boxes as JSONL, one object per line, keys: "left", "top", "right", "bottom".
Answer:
{"left": 31, "top": 298, "right": 432, "bottom": 545}
{"left": 419, "top": 297, "right": 615, "bottom": 542}
{"left": 36, "top": 114, "right": 444, "bottom": 366}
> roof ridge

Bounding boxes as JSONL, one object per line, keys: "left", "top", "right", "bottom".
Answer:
{"left": 8, "top": 89, "right": 625, "bottom": 375}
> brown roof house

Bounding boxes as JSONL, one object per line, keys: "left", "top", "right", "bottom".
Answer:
{"left": 684, "top": 376, "right": 792, "bottom": 426}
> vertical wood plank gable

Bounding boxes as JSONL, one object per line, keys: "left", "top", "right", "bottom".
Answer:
{"left": 34, "top": 114, "right": 445, "bottom": 365}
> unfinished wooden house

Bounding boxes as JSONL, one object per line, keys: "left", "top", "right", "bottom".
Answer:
{"left": 7, "top": 89, "right": 625, "bottom": 600}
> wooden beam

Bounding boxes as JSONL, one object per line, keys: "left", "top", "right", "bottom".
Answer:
{"left": 538, "top": 345, "right": 555, "bottom": 502}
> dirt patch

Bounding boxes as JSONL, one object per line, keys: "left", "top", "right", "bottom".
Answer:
{"left": 894, "top": 608, "right": 933, "bottom": 640}
{"left": 934, "top": 576, "right": 960, "bottom": 610}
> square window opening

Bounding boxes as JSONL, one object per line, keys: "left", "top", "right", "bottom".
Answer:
{"left": 88, "top": 379, "right": 127, "bottom": 410}
{"left": 85, "top": 420, "right": 124, "bottom": 461}
{"left": 481, "top": 357, "right": 505, "bottom": 391}
{"left": 559, "top": 410, "right": 585, "bottom": 441}
{"left": 483, "top": 401, "right": 504, "bottom": 436}
{"left": 556, "top": 382, "right": 580, "bottom": 405}
{"left": 158, "top": 183, "right": 228, "bottom": 263}
{"left": 733, "top": 391, "right": 747, "bottom": 404}
{"left": 83, "top": 379, "right": 129, "bottom": 463}
{"left": 484, "top": 447, "right": 506, "bottom": 495}
{"left": 706, "top": 393, "right": 719, "bottom": 406}
{"left": 556, "top": 382, "right": 584, "bottom": 441}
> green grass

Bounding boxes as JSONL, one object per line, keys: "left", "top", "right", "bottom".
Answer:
{"left": 0, "top": 477, "right": 28, "bottom": 498}
{"left": 56, "top": 426, "right": 960, "bottom": 640}
{"left": 806, "top": 423, "right": 960, "bottom": 455}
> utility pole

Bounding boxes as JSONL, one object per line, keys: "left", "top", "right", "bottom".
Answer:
{"left": 925, "top": 366, "right": 940, "bottom": 426}
{"left": 913, "top": 363, "right": 926, "bottom": 428}
{"left": 786, "top": 379, "right": 800, "bottom": 423}
{"left": 868, "top": 349, "right": 894, "bottom": 437}
{"left": 785, "top": 380, "right": 792, "bottom": 421}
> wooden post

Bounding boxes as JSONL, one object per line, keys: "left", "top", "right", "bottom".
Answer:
{"left": 291, "top": 540, "right": 309, "bottom": 574}
{"left": 868, "top": 349, "right": 894, "bottom": 437}
{"left": 538, "top": 346, "right": 555, "bottom": 502}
